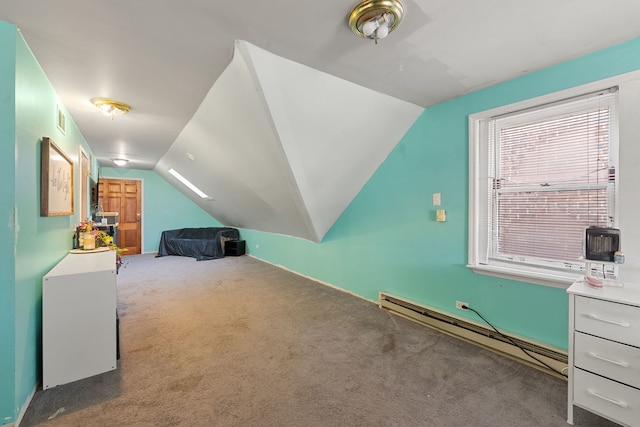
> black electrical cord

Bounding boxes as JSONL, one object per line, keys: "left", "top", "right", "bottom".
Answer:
{"left": 462, "top": 304, "right": 567, "bottom": 378}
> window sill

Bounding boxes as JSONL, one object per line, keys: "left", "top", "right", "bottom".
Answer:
{"left": 467, "top": 263, "right": 582, "bottom": 289}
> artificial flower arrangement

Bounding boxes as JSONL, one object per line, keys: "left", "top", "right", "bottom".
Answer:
{"left": 74, "top": 219, "right": 127, "bottom": 272}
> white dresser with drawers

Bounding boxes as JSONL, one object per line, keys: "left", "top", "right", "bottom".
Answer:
{"left": 567, "top": 279, "right": 640, "bottom": 426}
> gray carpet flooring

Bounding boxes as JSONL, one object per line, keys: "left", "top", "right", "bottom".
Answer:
{"left": 20, "top": 253, "right": 618, "bottom": 426}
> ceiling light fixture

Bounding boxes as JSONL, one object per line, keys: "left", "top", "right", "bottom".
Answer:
{"left": 349, "top": 0, "right": 404, "bottom": 44}
{"left": 90, "top": 97, "right": 131, "bottom": 119}
{"left": 112, "top": 158, "right": 129, "bottom": 167}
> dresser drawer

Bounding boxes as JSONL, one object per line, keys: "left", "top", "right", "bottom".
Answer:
{"left": 574, "top": 368, "right": 640, "bottom": 427}
{"left": 575, "top": 296, "right": 640, "bottom": 347}
{"left": 575, "top": 332, "right": 640, "bottom": 389}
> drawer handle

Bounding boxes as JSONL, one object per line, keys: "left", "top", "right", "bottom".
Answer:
{"left": 587, "top": 313, "right": 630, "bottom": 327}
{"left": 587, "top": 351, "right": 629, "bottom": 368}
{"left": 587, "top": 390, "right": 628, "bottom": 408}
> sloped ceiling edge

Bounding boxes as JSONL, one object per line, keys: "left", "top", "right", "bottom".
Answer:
{"left": 155, "top": 40, "right": 423, "bottom": 242}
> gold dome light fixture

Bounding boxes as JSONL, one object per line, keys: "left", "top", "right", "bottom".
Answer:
{"left": 349, "top": 0, "right": 404, "bottom": 44}
{"left": 90, "top": 97, "right": 131, "bottom": 119}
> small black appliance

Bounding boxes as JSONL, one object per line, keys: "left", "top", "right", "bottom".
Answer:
{"left": 585, "top": 227, "right": 620, "bottom": 262}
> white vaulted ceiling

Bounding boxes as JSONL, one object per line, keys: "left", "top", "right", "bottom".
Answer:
{"left": 155, "top": 41, "right": 422, "bottom": 242}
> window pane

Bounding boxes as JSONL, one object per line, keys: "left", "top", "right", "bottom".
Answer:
{"left": 492, "top": 188, "right": 609, "bottom": 262}
{"left": 488, "top": 90, "right": 617, "bottom": 270}
{"left": 498, "top": 109, "right": 610, "bottom": 189}
{"left": 469, "top": 85, "right": 620, "bottom": 285}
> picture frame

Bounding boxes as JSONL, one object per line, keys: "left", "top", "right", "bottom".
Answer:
{"left": 41, "top": 137, "right": 74, "bottom": 216}
{"left": 56, "top": 105, "right": 66, "bottom": 135}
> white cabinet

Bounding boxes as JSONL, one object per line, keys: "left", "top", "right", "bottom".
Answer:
{"left": 567, "top": 279, "right": 640, "bottom": 426}
{"left": 42, "top": 250, "right": 117, "bottom": 389}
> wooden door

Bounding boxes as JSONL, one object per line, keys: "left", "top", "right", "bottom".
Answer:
{"left": 98, "top": 179, "right": 141, "bottom": 255}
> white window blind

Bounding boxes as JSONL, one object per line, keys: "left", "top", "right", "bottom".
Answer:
{"left": 487, "top": 88, "right": 618, "bottom": 270}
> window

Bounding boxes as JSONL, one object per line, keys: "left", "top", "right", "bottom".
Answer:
{"left": 468, "top": 88, "right": 619, "bottom": 287}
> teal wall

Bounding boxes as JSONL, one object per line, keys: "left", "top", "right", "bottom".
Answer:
{"left": 242, "top": 36, "right": 640, "bottom": 352}
{"left": 0, "top": 24, "right": 204, "bottom": 422}
{"left": 0, "top": 21, "right": 17, "bottom": 425}
{"left": 99, "top": 167, "right": 223, "bottom": 253}
{"left": 1, "top": 23, "right": 97, "bottom": 425}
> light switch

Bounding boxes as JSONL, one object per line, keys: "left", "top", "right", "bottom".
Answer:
{"left": 432, "top": 193, "right": 441, "bottom": 206}
{"left": 436, "top": 209, "right": 446, "bottom": 222}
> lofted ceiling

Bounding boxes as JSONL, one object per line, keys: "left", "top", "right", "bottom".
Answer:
{"left": 2, "top": 0, "right": 640, "bottom": 241}
{"left": 154, "top": 40, "right": 422, "bottom": 241}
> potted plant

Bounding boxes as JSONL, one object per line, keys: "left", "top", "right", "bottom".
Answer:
{"left": 74, "top": 220, "right": 127, "bottom": 273}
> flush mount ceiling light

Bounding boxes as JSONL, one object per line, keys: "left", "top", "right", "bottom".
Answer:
{"left": 112, "top": 158, "right": 129, "bottom": 167}
{"left": 349, "top": 0, "right": 404, "bottom": 44}
{"left": 90, "top": 97, "right": 131, "bottom": 119}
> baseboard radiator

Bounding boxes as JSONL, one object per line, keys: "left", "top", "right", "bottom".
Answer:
{"left": 379, "top": 292, "right": 568, "bottom": 379}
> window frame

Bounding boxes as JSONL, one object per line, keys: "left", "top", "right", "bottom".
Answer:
{"left": 468, "top": 80, "right": 626, "bottom": 288}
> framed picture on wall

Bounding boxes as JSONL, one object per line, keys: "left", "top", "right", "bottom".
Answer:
{"left": 41, "top": 137, "right": 74, "bottom": 216}
{"left": 56, "top": 105, "right": 66, "bottom": 135}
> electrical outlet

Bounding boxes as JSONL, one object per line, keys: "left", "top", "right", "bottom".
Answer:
{"left": 432, "top": 193, "right": 441, "bottom": 206}
{"left": 456, "top": 301, "right": 469, "bottom": 310}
